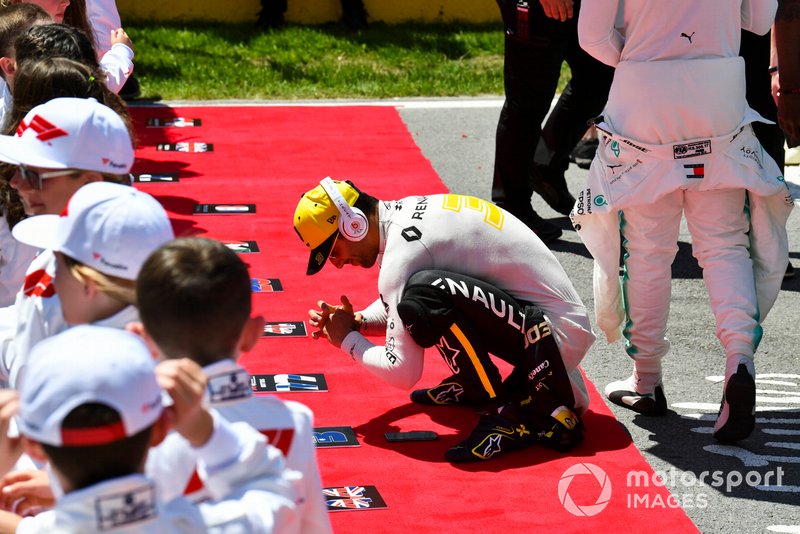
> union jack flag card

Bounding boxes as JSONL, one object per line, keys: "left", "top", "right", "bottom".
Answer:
{"left": 323, "top": 486, "right": 386, "bottom": 512}
{"left": 263, "top": 321, "right": 306, "bottom": 338}
{"left": 146, "top": 117, "right": 201, "bottom": 128}
{"left": 313, "top": 427, "right": 360, "bottom": 448}
{"left": 251, "top": 278, "right": 283, "bottom": 293}
{"left": 251, "top": 373, "right": 328, "bottom": 393}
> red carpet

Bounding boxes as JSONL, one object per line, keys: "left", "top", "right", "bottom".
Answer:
{"left": 130, "top": 104, "right": 698, "bottom": 533}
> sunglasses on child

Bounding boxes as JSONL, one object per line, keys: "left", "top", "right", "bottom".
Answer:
{"left": 16, "top": 165, "right": 84, "bottom": 190}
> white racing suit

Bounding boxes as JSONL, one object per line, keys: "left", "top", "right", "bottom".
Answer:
{"left": 340, "top": 194, "right": 595, "bottom": 413}
{"left": 574, "top": 0, "right": 787, "bottom": 380}
{"left": 572, "top": 108, "right": 792, "bottom": 376}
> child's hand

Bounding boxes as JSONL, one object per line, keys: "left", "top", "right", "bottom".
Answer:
{"left": 155, "top": 359, "right": 213, "bottom": 447}
{"left": 110, "top": 28, "right": 133, "bottom": 49}
{"left": 0, "top": 390, "right": 22, "bottom": 478}
{"left": 0, "top": 470, "right": 54, "bottom": 516}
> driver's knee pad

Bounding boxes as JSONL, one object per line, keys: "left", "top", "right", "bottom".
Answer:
{"left": 397, "top": 273, "right": 455, "bottom": 348}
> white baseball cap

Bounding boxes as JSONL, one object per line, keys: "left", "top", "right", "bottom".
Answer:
{"left": 0, "top": 97, "right": 133, "bottom": 173}
{"left": 12, "top": 182, "right": 174, "bottom": 280}
{"left": 18, "top": 325, "right": 163, "bottom": 447}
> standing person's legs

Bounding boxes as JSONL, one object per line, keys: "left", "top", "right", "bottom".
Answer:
{"left": 741, "top": 30, "right": 786, "bottom": 169}
{"left": 257, "top": 0, "right": 287, "bottom": 28}
{"left": 492, "top": 0, "right": 567, "bottom": 242}
{"left": 684, "top": 188, "right": 757, "bottom": 441}
{"left": 740, "top": 30, "right": 793, "bottom": 277}
{"left": 606, "top": 191, "right": 683, "bottom": 415}
{"left": 532, "top": 0, "right": 614, "bottom": 215}
{"left": 341, "top": 0, "right": 367, "bottom": 29}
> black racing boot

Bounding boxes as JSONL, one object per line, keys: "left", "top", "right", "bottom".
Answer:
{"left": 410, "top": 376, "right": 496, "bottom": 407}
{"left": 444, "top": 412, "right": 538, "bottom": 462}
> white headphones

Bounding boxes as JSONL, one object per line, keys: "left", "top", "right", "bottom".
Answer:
{"left": 319, "top": 177, "right": 368, "bottom": 241}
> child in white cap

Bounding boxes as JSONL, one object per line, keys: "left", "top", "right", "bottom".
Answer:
{"left": 135, "top": 237, "right": 330, "bottom": 533}
{"left": 0, "top": 96, "right": 140, "bottom": 390}
{"left": 0, "top": 325, "right": 300, "bottom": 532}
{"left": 12, "top": 181, "right": 173, "bottom": 328}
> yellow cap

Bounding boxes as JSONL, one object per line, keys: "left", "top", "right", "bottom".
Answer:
{"left": 293, "top": 180, "right": 360, "bottom": 275}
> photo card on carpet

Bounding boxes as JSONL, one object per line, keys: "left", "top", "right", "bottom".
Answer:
{"left": 324, "top": 486, "right": 387, "bottom": 512}
{"left": 250, "top": 373, "right": 328, "bottom": 392}
{"left": 132, "top": 173, "right": 179, "bottom": 183}
{"left": 313, "top": 426, "right": 360, "bottom": 448}
{"left": 220, "top": 240, "right": 260, "bottom": 253}
{"left": 194, "top": 203, "right": 256, "bottom": 214}
{"left": 251, "top": 278, "right": 283, "bottom": 292}
{"left": 156, "top": 142, "right": 213, "bottom": 153}
{"left": 147, "top": 117, "right": 202, "bottom": 128}
{"left": 263, "top": 321, "right": 307, "bottom": 337}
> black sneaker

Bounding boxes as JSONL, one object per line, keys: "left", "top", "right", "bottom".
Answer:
{"left": 518, "top": 212, "right": 562, "bottom": 244}
{"left": 531, "top": 170, "right": 576, "bottom": 216}
{"left": 713, "top": 363, "right": 756, "bottom": 442}
{"left": 529, "top": 219, "right": 562, "bottom": 243}
{"left": 605, "top": 376, "right": 668, "bottom": 416}
{"left": 785, "top": 262, "right": 795, "bottom": 279}
{"left": 444, "top": 413, "right": 537, "bottom": 462}
{"left": 569, "top": 138, "right": 598, "bottom": 169}
{"left": 496, "top": 203, "right": 562, "bottom": 244}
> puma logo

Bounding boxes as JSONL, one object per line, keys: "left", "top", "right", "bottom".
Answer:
{"left": 606, "top": 164, "right": 622, "bottom": 174}
{"left": 680, "top": 31, "right": 695, "bottom": 43}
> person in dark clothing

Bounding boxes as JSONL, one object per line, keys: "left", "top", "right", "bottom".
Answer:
{"left": 492, "top": 0, "right": 614, "bottom": 243}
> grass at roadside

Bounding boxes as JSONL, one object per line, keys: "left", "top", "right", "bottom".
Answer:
{"left": 126, "top": 21, "right": 570, "bottom": 101}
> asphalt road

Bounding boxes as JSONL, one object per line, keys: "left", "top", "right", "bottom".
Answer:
{"left": 397, "top": 98, "right": 800, "bottom": 534}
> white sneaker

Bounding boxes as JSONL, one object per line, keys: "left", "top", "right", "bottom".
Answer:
{"left": 605, "top": 375, "right": 668, "bottom": 416}
{"left": 713, "top": 356, "right": 756, "bottom": 442}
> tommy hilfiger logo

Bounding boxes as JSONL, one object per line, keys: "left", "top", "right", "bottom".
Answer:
{"left": 17, "top": 114, "right": 68, "bottom": 141}
{"left": 684, "top": 163, "right": 705, "bottom": 179}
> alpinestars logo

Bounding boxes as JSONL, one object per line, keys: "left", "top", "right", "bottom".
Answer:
{"left": 17, "top": 114, "right": 68, "bottom": 141}
{"left": 479, "top": 435, "right": 503, "bottom": 459}
{"left": 436, "top": 337, "right": 461, "bottom": 374}
{"left": 430, "top": 383, "right": 464, "bottom": 404}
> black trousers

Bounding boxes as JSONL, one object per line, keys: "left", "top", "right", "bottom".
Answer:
{"left": 741, "top": 30, "right": 785, "bottom": 168}
{"left": 492, "top": 0, "right": 614, "bottom": 215}
{"left": 397, "top": 270, "right": 576, "bottom": 422}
